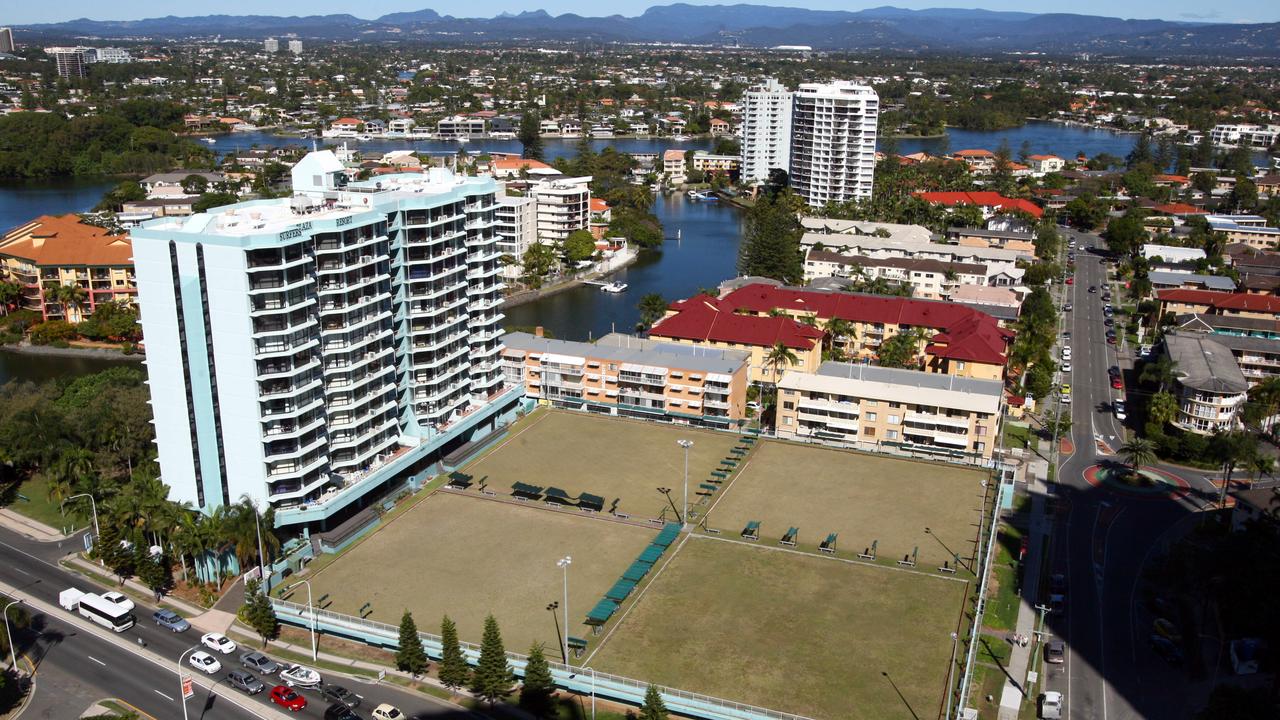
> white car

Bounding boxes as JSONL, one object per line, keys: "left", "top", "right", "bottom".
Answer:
{"left": 100, "top": 591, "right": 135, "bottom": 612}
{"left": 1040, "top": 690, "right": 1064, "bottom": 719}
{"left": 371, "top": 704, "right": 406, "bottom": 720}
{"left": 1061, "top": 361, "right": 1072, "bottom": 373}
{"left": 201, "top": 632, "right": 237, "bottom": 654}
{"left": 1060, "top": 347, "right": 1072, "bottom": 360}
{"left": 189, "top": 650, "right": 223, "bottom": 675}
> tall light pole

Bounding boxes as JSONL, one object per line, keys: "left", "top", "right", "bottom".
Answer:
{"left": 178, "top": 645, "right": 199, "bottom": 720}
{"left": 676, "top": 439, "right": 693, "bottom": 529}
{"left": 556, "top": 556, "right": 571, "bottom": 668}
{"left": 240, "top": 494, "right": 268, "bottom": 592}
{"left": 4, "top": 599, "right": 23, "bottom": 675}
{"left": 286, "top": 580, "right": 317, "bottom": 662}
{"left": 63, "top": 492, "right": 99, "bottom": 545}
{"left": 585, "top": 665, "right": 597, "bottom": 719}
{"left": 944, "top": 631, "right": 959, "bottom": 720}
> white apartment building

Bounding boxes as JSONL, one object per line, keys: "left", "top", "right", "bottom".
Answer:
{"left": 1163, "top": 332, "right": 1249, "bottom": 434}
{"left": 663, "top": 150, "right": 687, "bottom": 185}
{"left": 776, "top": 362, "right": 1003, "bottom": 462}
{"left": 799, "top": 232, "right": 1028, "bottom": 272}
{"left": 529, "top": 177, "right": 592, "bottom": 245}
{"left": 288, "top": 39, "right": 303, "bottom": 55}
{"left": 1209, "top": 123, "right": 1279, "bottom": 149}
{"left": 130, "top": 151, "right": 522, "bottom": 531}
{"left": 802, "top": 250, "right": 996, "bottom": 300}
{"left": 495, "top": 195, "right": 537, "bottom": 279}
{"left": 437, "top": 116, "right": 487, "bottom": 139}
{"left": 740, "top": 78, "right": 793, "bottom": 184}
{"left": 0, "top": 28, "right": 14, "bottom": 54}
{"left": 788, "top": 81, "right": 879, "bottom": 208}
{"left": 264, "top": 38, "right": 279, "bottom": 53}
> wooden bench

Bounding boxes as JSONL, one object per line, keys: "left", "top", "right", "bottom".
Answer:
{"left": 820, "top": 532, "right": 838, "bottom": 554}
{"left": 780, "top": 527, "right": 798, "bottom": 546}
{"left": 742, "top": 520, "right": 761, "bottom": 541}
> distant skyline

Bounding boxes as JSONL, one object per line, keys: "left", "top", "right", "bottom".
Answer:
{"left": 4, "top": 1, "right": 1276, "bottom": 26}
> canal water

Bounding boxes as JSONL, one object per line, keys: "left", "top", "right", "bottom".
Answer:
{"left": 0, "top": 122, "right": 1143, "bottom": 382}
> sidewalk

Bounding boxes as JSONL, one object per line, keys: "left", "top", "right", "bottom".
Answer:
{"left": 0, "top": 509, "right": 72, "bottom": 542}
{"left": 998, "top": 443, "right": 1051, "bottom": 720}
{"left": 61, "top": 554, "right": 238, "bottom": 633}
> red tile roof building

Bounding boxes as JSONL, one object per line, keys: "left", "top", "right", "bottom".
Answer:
{"left": 1157, "top": 288, "right": 1280, "bottom": 320}
{"left": 914, "top": 191, "right": 1044, "bottom": 219}
{"left": 651, "top": 284, "right": 1012, "bottom": 382}
{"left": 0, "top": 214, "right": 136, "bottom": 320}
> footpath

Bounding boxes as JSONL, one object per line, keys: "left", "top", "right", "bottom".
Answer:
{"left": 997, "top": 439, "right": 1052, "bottom": 720}
{"left": 0, "top": 509, "right": 72, "bottom": 542}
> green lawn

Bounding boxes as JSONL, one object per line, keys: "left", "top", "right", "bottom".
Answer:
{"left": 985, "top": 527, "right": 1024, "bottom": 633}
{"left": 592, "top": 537, "right": 970, "bottom": 720}
{"left": 9, "top": 476, "right": 86, "bottom": 531}
{"left": 1003, "top": 423, "right": 1032, "bottom": 451}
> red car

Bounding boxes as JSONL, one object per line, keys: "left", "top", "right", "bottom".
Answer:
{"left": 1111, "top": 376, "right": 1123, "bottom": 389}
{"left": 1066, "top": 277, "right": 1074, "bottom": 285}
{"left": 270, "top": 686, "right": 307, "bottom": 712}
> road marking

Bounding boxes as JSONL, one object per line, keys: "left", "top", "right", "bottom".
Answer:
{"left": 153, "top": 689, "right": 175, "bottom": 702}
{"left": 13, "top": 567, "right": 30, "bottom": 575}
{"left": 87, "top": 655, "right": 106, "bottom": 666}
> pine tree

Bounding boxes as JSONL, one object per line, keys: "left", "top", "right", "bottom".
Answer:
{"left": 242, "top": 579, "right": 279, "bottom": 646}
{"left": 471, "top": 614, "right": 514, "bottom": 704}
{"left": 395, "top": 610, "right": 429, "bottom": 676}
{"left": 519, "top": 642, "right": 555, "bottom": 717}
{"left": 737, "top": 191, "right": 803, "bottom": 283}
{"left": 639, "top": 684, "right": 669, "bottom": 720}
{"left": 518, "top": 111, "right": 544, "bottom": 162}
{"left": 438, "top": 615, "right": 471, "bottom": 690}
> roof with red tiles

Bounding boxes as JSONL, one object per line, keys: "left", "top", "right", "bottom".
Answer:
{"left": 0, "top": 215, "right": 133, "bottom": 267}
{"left": 913, "top": 191, "right": 1044, "bottom": 219}
{"left": 650, "top": 294, "right": 824, "bottom": 350}
{"left": 1157, "top": 288, "right": 1280, "bottom": 314}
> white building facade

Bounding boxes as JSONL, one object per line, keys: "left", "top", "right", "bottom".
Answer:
{"left": 131, "top": 151, "right": 522, "bottom": 530}
{"left": 739, "top": 78, "right": 793, "bottom": 184}
{"left": 495, "top": 195, "right": 537, "bottom": 279}
{"left": 788, "top": 81, "right": 879, "bottom": 208}
{"left": 529, "top": 177, "right": 591, "bottom": 245}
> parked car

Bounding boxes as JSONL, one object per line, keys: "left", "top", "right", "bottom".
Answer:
{"left": 153, "top": 609, "right": 190, "bottom": 633}
{"left": 1061, "top": 361, "right": 1072, "bottom": 373}
{"left": 1063, "top": 303, "right": 1073, "bottom": 312}
{"left": 1114, "top": 400, "right": 1127, "bottom": 420}
{"left": 1111, "top": 375, "right": 1123, "bottom": 390}
{"left": 1050, "top": 593, "right": 1066, "bottom": 615}
{"left": 100, "top": 591, "right": 135, "bottom": 613}
{"left": 228, "top": 670, "right": 265, "bottom": 695}
{"left": 1045, "top": 640, "right": 1066, "bottom": 664}
{"left": 1040, "top": 691, "right": 1063, "bottom": 719}
{"left": 201, "top": 632, "right": 237, "bottom": 654}
{"left": 1150, "top": 635, "right": 1184, "bottom": 665}
{"left": 321, "top": 684, "right": 362, "bottom": 709}
{"left": 240, "top": 651, "right": 281, "bottom": 675}
{"left": 325, "top": 704, "right": 362, "bottom": 720}
{"left": 189, "top": 651, "right": 222, "bottom": 675}
{"left": 1154, "top": 618, "right": 1183, "bottom": 642}
{"left": 1107, "top": 335, "right": 1117, "bottom": 345}
{"left": 1050, "top": 573, "right": 1067, "bottom": 595}
{"left": 1139, "top": 344, "right": 1153, "bottom": 357}
{"left": 1065, "top": 277, "right": 1074, "bottom": 285}
{"left": 271, "top": 686, "right": 308, "bottom": 712}
{"left": 1108, "top": 366, "right": 1120, "bottom": 377}
{"left": 372, "top": 705, "right": 406, "bottom": 720}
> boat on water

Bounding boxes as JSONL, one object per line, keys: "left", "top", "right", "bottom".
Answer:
{"left": 456, "top": 136, "right": 470, "bottom": 144}
{"left": 201, "top": 137, "right": 216, "bottom": 145}
{"left": 687, "top": 190, "right": 717, "bottom": 201}
{"left": 600, "top": 281, "right": 628, "bottom": 293}
{"left": 671, "top": 134, "right": 690, "bottom": 142}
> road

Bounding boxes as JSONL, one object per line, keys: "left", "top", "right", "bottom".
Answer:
{"left": 0, "top": 528, "right": 474, "bottom": 720}
{"left": 1038, "top": 229, "right": 1218, "bottom": 720}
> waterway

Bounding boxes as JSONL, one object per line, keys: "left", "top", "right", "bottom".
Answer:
{"left": 0, "top": 121, "right": 1143, "bottom": 382}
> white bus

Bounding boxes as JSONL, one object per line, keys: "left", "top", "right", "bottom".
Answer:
{"left": 76, "top": 592, "right": 135, "bottom": 632}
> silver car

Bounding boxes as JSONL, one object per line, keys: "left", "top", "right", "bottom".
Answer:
{"left": 227, "top": 670, "right": 265, "bottom": 695}
{"left": 240, "top": 651, "right": 281, "bottom": 675}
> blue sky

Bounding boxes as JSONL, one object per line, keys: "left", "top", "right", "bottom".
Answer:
{"left": 8, "top": 1, "right": 1276, "bottom": 25}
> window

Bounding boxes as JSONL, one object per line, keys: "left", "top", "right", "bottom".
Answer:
{"left": 866, "top": 412, "right": 877, "bottom": 421}
{"left": 783, "top": 416, "right": 792, "bottom": 426}
{"left": 783, "top": 401, "right": 794, "bottom": 410}
{"left": 863, "top": 427, "right": 876, "bottom": 437}
{"left": 888, "top": 415, "right": 900, "bottom": 424}
{"left": 886, "top": 429, "right": 898, "bottom": 440}
{"left": 975, "top": 442, "right": 986, "bottom": 452}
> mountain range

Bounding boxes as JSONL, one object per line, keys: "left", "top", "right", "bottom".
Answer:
{"left": 15, "top": 4, "right": 1280, "bottom": 57}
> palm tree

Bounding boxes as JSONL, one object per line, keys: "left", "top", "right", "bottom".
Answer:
{"left": 763, "top": 342, "right": 800, "bottom": 385}
{"left": 823, "top": 317, "right": 856, "bottom": 359}
{"left": 52, "top": 284, "right": 89, "bottom": 323}
{"left": 172, "top": 509, "right": 208, "bottom": 584}
{"left": 0, "top": 281, "right": 22, "bottom": 315}
{"left": 47, "top": 447, "right": 94, "bottom": 504}
{"left": 1148, "top": 391, "right": 1179, "bottom": 428}
{"left": 1119, "top": 438, "right": 1156, "bottom": 476}
{"left": 1244, "top": 377, "right": 1280, "bottom": 435}
{"left": 1139, "top": 354, "right": 1178, "bottom": 393}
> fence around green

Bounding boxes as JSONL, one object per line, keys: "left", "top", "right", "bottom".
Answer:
{"left": 270, "top": 597, "right": 814, "bottom": 720}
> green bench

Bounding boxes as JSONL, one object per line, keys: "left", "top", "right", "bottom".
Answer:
{"left": 698, "top": 483, "right": 717, "bottom": 495}
{"left": 820, "top": 532, "right": 838, "bottom": 554}
{"left": 623, "top": 563, "right": 649, "bottom": 582}
{"left": 638, "top": 545, "right": 664, "bottom": 563}
{"left": 742, "top": 520, "right": 761, "bottom": 540}
{"left": 711, "top": 470, "right": 728, "bottom": 479}
{"left": 780, "top": 527, "right": 799, "bottom": 546}
{"left": 729, "top": 448, "right": 746, "bottom": 456}
{"left": 586, "top": 599, "right": 618, "bottom": 625}
{"left": 606, "top": 579, "right": 637, "bottom": 602}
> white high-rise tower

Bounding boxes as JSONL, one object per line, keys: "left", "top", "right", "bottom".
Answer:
{"left": 788, "top": 81, "right": 879, "bottom": 208}
{"left": 739, "top": 78, "right": 793, "bottom": 185}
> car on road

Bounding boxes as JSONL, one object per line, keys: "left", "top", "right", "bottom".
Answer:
{"left": 1111, "top": 375, "right": 1123, "bottom": 390}
{"left": 240, "top": 651, "right": 281, "bottom": 675}
{"left": 100, "top": 591, "right": 135, "bottom": 612}
{"left": 1104, "top": 317, "right": 1114, "bottom": 327}
{"left": 1088, "top": 285, "right": 1097, "bottom": 293}
{"left": 321, "top": 684, "right": 362, "bottom": 709}
{"left": 1061, "top": 346, "right": 1072, "bottom": 359}
{"left": 1108, "top": 365, "right": 1120, "bottom": 377}
{"left": 1046, "top": 639, "right": 1066, "bottom": 664}
{"left": 371, "top": 705, "right": 406, "bottom": 720}
{"left": 1063, "top": 302, "right": 1072, "bottom": 312}
{"left": 227, "top": 670, "right": 265, "bottom": 695}
{"left": 325, "top": 704, "right": 362, "bottom": 720}
{"left": 1061, "top": 361, "right": 1072, "bottom": 373}
{"left": 1050, "top": 573, "right": 1067, "bottom": 595}
{"left": 189, "top": 650, "right": 222, "bottom": 675}
{"left": 1040, "top": 691, "right": 1064, "bottom": 719}
{"left": 201, "top": 632, "right": 237, "bottom": 654}
{"left": 1115, "top": 400, "right": 1127, "bottom": 420}
{"left": 1062, "top": 331, "right": 1071, "bottom": 341}
{"left": 1106, "top": 334, "right": 1117, "bottom": 344}
{"left": 1065, "top": 277, "right": 1074, "bottom": 285}
{"left": 271, "top": 685, "right": 308, "bottom": 712}
{"left": 1154, "top": 617, "right": 1183, "bottom": 642}
{"left": 1060, "top": 383, "right": 1071, "bottom": 396}
{"left": 1050, "top": 592, "right": 1066, "bottom": 615}
{"left": 153, "top": 609, "right": 190, "bottom": 633}
{"left": 1103, "top": 292, "right": 1112, "bottom": 301}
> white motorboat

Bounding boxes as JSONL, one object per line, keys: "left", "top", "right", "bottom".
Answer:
{"left": 201, "top": 137, "right": 216, "bottom": 144}
{"left": 600, "top": 281, "right": 628, "bottom": 293}
{"left": 280, "top": 664, "right": 322, "bottom": 688}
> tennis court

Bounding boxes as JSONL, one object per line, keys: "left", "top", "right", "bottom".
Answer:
{"left": 591, "top": 537, "right": 969, "bottom": 719}
{"left": 307, "top": 492, "right": 656, "bottom": 652}
{"left": 706, "top": 440, "right": 986, "bottom": 568}
{"left": 456, "top": 409, "right": 742, "bottom": 520}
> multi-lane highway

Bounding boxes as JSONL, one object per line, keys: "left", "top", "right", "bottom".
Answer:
{"left": 1037, "top": 228, "right": 1218, "bottom": 720}
{"left": 0, "top": 528, "right": 472, "bottom": 720}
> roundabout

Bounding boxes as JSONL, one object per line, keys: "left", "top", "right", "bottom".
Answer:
{"left": 1083, "top": 464, "right": 1191, "bottom": 499}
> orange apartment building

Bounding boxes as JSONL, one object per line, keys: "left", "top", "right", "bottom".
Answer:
{"left": 0, "top": 214, "right": 136, "bottom": 321}
{"left": 502, "top": 331, "right": 751, "bottom": 427}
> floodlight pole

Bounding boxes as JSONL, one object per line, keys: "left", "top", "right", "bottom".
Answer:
{"left": 676, "top": 439, "right": 693, "bottom": 529}
{"left": 557, "top": 556, "right": 571, "bottom": 668}
{"left": 286, "top": 580, "right": 317, "bottom": 662}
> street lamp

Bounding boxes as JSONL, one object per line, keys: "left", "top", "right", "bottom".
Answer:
{"left": 676, "top": 440, "right": 693, "bottom": 529}
{"left": 240, "top": 494, "right": 268, "bottom": 592}
{"left": 62, "top": 493, "right": 100, "bottom": 546}
{"left": 556, "top": 556, "right": 571, "bottom": 668}
{"left": 3, "top": 599, "right": 23, "bottom": 676}
{"left": 944, "top": 631, "right": 959, "bottom": 720}
{"left": 285, "top": 580, "right": 317, "bottom": 662}
{"left": 177, "top": 645, "right": 200, "bottom": 720}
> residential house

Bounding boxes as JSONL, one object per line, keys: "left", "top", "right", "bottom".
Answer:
{"left": 1161, "top": 332, "right": 1248, "bottom": 434}
{"left": 663, "top": 149, "right": 687, "bottom": 185}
